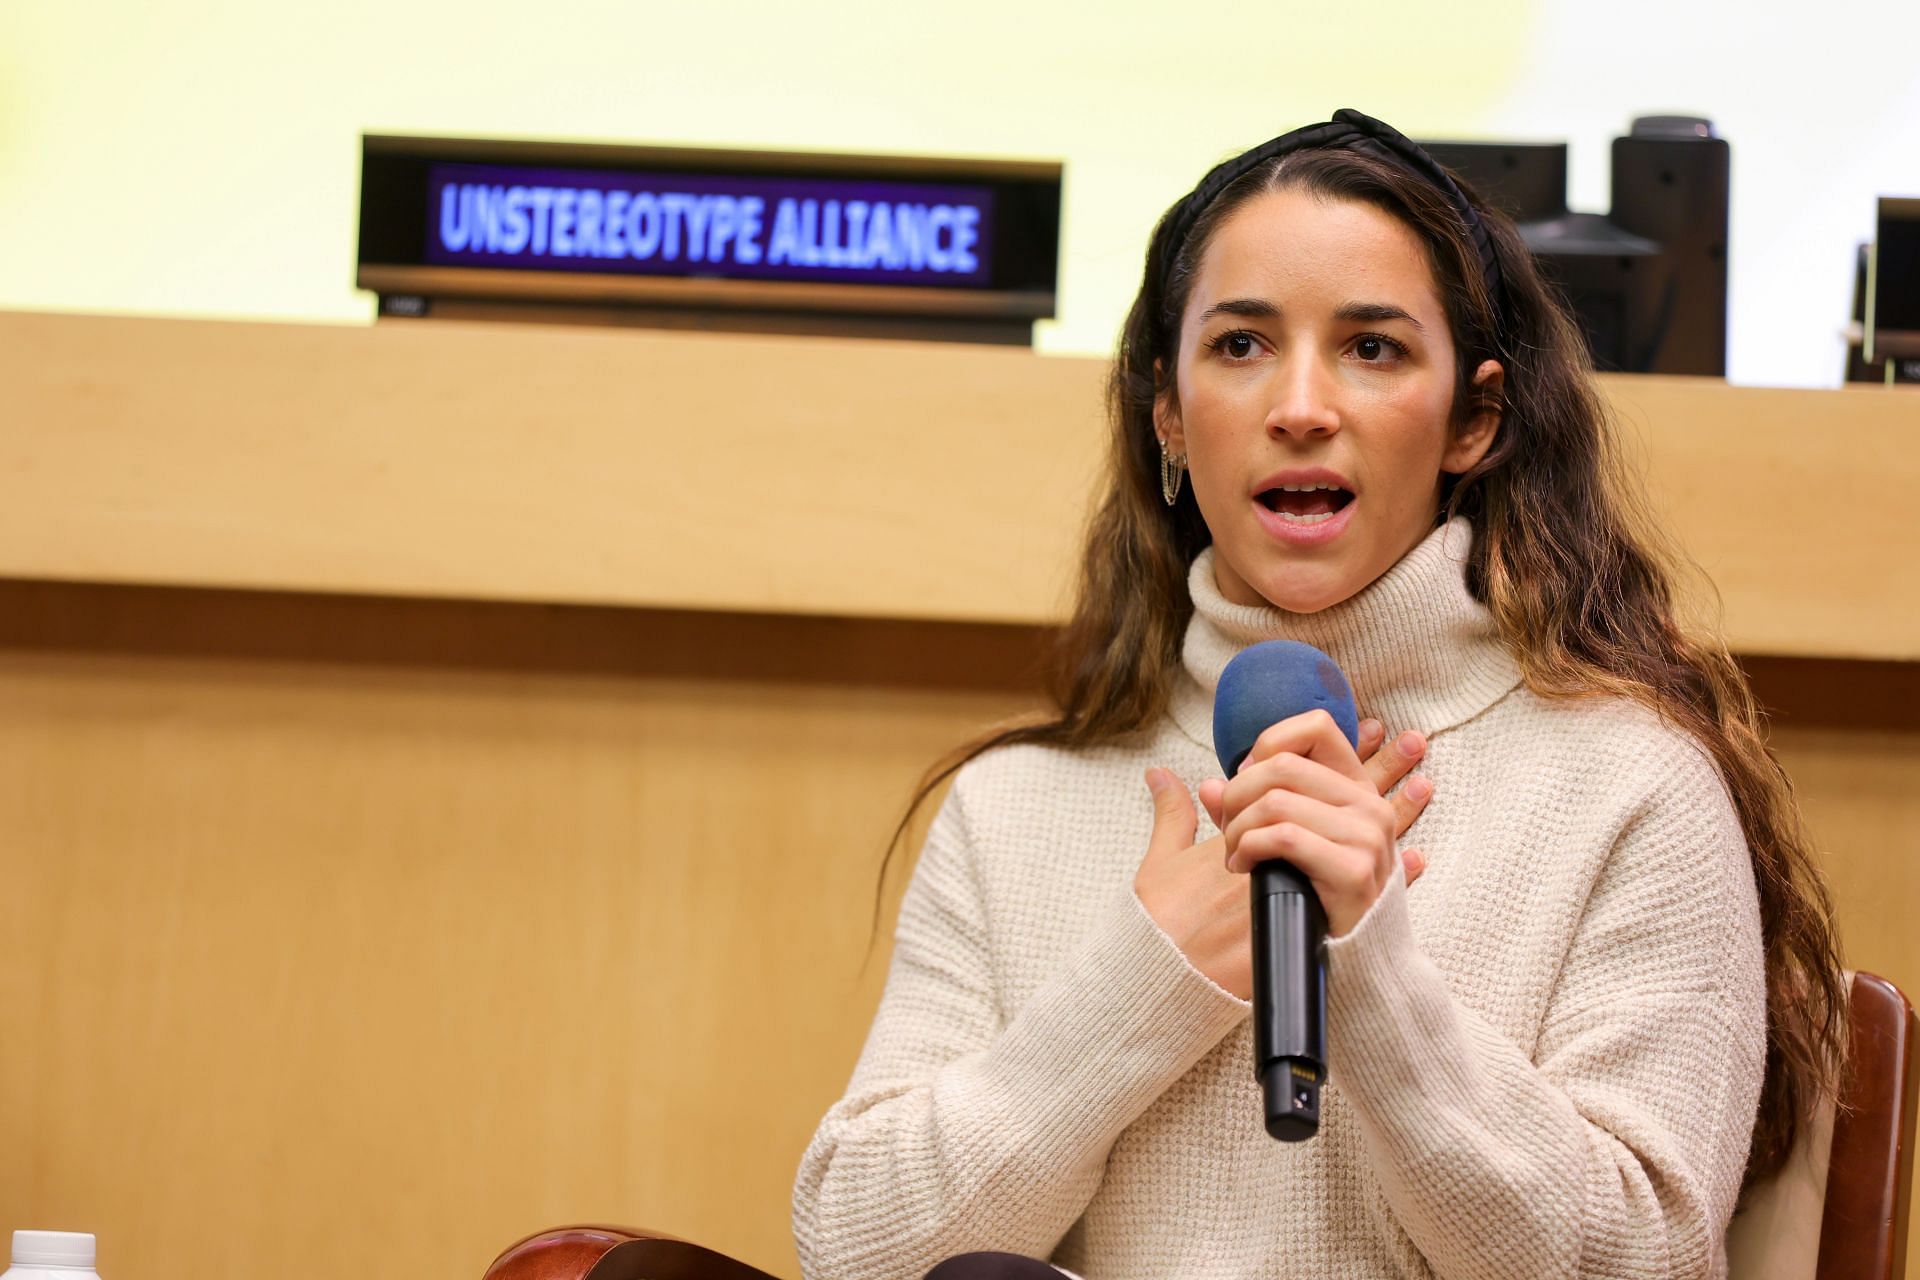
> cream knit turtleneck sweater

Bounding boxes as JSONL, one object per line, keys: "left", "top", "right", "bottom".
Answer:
{"left": 793, "top": 519, "right": 1766, "bottom": 1279}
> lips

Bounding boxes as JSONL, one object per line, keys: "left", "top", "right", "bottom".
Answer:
{"left": 1253, "top": 468, "right": 1355, "bottom": 519}
{"left": 1251, "top": 468, "right": 1356, "bottom": 545}
{"left": 1256, "top": 483, "right": 1353, "bottom": 521}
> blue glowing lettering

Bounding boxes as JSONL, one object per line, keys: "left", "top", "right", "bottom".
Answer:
{"left": 866, "top": 202, "right": 896, "bottom": 268}
{"left": 704, "top": 195, "right": 737, "bottom": 263}
{"left": 499, "top": 187, "right": 530, "bottom": 252}
{"left": 797, "top": 200, "right": 821, "bottom": 266}
{"left": 951, "top": 205, "right": 979, "bottom": 272}
{"left": 474, "top": 186, "right": 504, "bottom": 252}
{"left": 821, "top": 201, "right": 847, "bottom": 268}
{"left": 682, "top": 195, "right": 712, "bottom": 263}
{"left": 440, "top": 186, "right": 470, "bottom": 251}
{"left": 603, "top": 190, "right": 629, "bottom": 257}
{"left": 925, "top": 206, "right": 953, "bottom": 271}
{"left": 768, "top": 198, "right": 801, "bottom": 265}
{"left": 736, "top": 196, "right": 765, "bottom": 264}
{"left": 844, "top": 202, "right": 871, "bottom": 267}
{"left": 436, "top": 179, "right": 982, "bottom": 277}
{"left": 896, "top": 204, "right": 926, "bottom": 270}
{"left": 658, "top": 194, "right": 688, "bottom": 260}
{"left": 492, "top": 186, "right": 517, "bottom": 252}
{"left": 528, "top": 188, "right": 554, "bottom": 255}
{"left": 551, "top": 189, "right": 577, "bottom": 256}
{"left": 470, "top": 187, "right": 493, "bottom": 251}
{"left": 628, "top": 192, "right": 661, "bottom": 258}
{"left": 575, "top": 189, "right": 603, "bottom": 257}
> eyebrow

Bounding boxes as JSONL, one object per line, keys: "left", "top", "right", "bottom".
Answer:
{"left": 1197, "top": 298, "right": 1280, "bottom": 323}
{"left": 1336, "top": 301, "right": 1425, "bottom": 331}
{"left": 1197, "top": 298, "right": 1426, "bottom": 331}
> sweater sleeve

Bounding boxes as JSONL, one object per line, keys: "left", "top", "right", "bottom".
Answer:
{"left": 792, "top": 769, "right": 1249, "bottom": 1280}
{"left": 1326, "top": 745, "right": 1767, "bottom": 1279}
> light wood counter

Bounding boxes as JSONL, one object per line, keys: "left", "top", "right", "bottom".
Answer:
{"left": 3, "top": 309, "right": 1916, "bottom": 657}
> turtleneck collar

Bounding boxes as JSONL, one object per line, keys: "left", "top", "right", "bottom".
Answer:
{"left": 1168, "top": 517, "right": 1523, "bottom": 752}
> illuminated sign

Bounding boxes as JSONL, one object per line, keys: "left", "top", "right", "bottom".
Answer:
{"left": 356, "top": 135, "right": 1061, "bottom": 344}
{"left": 427, "top": 164, "right": 994, "bottom": 287}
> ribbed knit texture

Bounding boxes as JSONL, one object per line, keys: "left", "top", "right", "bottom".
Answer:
{"left": 794, "top": 519, "right": 1767, "bottom": 1279}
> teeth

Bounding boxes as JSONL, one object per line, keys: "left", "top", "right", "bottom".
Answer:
{"left": 1273, "top": 510, "right": 1337, "bottom": 524}
{"left": 1276, "top": 483, "right": 1342, "bottom": 492}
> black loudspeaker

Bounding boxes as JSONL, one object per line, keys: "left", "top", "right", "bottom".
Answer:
{"left": 1425, "top": 117, "right": 1730, "bottom": 376}
{"left": 1605, "top": 117, "right": 1730, "bottom": 375}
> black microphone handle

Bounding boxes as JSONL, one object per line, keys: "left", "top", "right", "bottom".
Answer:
{"left": 1250, "top": 858, "right": 1327, "bottom": 1141}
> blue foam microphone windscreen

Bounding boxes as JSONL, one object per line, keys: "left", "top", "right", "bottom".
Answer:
{"left": 1213, "top": 640, "right": 1360, "bottom": 777}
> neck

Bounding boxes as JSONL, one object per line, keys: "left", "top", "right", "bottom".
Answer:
{"left": 1168, "top": 518, "right": 1522, "bottom": 751}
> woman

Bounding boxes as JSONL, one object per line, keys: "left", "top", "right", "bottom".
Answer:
{"left": 792, "top": 110, "right": 1845, "bottom": 1279}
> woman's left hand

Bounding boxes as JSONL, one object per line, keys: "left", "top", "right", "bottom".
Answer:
{"left": 1196, "top": 709, "right": 1415, "bottom": 938}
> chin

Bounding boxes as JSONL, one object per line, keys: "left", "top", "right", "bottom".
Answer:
{"left": 1250, "top": 569, "right": 1361, "bottom": 615}
{"left": 1212, "top": 532, "right": 1385, "bottom": 614}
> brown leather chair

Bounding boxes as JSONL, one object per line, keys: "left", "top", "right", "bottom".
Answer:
{"left": 1730, "top": 971, "right": 1920, "bottom": 1280}
{"left": 488, "top": 972, "right": 1919, "bottom": 1280}
{"left": 481, "top": 1227, "right": 780, "bottom": 1280}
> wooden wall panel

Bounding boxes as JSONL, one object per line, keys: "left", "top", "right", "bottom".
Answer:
{"left": 1770, "top": 723, "right": 1920, "bottom": 1280}
{"left": 0, "top": 598, "right": 1036, "bottom": 1280}
{"left": 1773, "top": 725, "right": 1920, "bottom": 1011}
{"left": 1, "top": 584, "right": 1915, "bottom": 1279}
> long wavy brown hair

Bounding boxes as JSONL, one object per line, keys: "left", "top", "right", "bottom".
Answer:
{"left": 880, "top": 143, "right": 1845, "bottom": 1193}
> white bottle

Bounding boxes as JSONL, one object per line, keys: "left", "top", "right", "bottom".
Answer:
{"left": 2, "top": 1232, "right": 101, "bottom": 1280}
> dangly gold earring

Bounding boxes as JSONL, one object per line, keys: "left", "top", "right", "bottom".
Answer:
{"left": 1159, "top": 439, "right": 1188, "bottom": 506}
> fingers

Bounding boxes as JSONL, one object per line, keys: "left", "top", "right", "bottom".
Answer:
{"left": 1402, "top": 847, "right": 1428, "bottom": 886}
{"left": 1222, "top": 725, "right": 1423, "bottom": 862}
{"left": 1223, "top": 787, "right": 1389, "bottom": 874}
{"left": 1225, "top": 748, "right": 1367, "bottom": 816}
{"left": 1362, "top": 728, "right": 1426, "bottom": 798}
{"left": 1218, "top": 716, "right": 1436, "bottom": 895}
{"left": 1387, "top": 772, "right": 1433, "bottom": 840}
{"left": 1143, "top": 768, "right": 1198, "bottom": 859}
{"left": 1227, "top": 819, "right": 1357, "bottom": 889}
{"left": 1242, "top": 709, "right": 1368, "bottom": 783}
{"left": 1298, "top": 717, "right": 1433, "bottom": 836}
{"left": 1196, "top": 777, "right": 1226, "bottom": 830}
{"left": 1360, "top": 724, "right": 1432, "bottom": 837}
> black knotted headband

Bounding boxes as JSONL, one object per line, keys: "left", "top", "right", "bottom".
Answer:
{"left": 1162, "top": 108, "right": 1508, "bottom": 335}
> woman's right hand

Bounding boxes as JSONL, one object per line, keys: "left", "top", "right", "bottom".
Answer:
{"left": 1132, "top": 720, "right": 1433, "bottom": 1000}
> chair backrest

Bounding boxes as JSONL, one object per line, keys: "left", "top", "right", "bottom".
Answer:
{"left": 1728, "top": 970, "right": 1920, "bottom": 1280}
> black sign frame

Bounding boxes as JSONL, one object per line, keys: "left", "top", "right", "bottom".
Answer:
{"left": 356, "top": 133, "right": 1063, "bottom": 346}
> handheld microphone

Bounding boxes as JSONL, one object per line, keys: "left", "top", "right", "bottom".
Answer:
{"left": 1212, "top": 640, "right": 1359, "bottom": 1142}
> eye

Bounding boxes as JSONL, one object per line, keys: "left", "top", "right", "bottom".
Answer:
{"left": 1206, "top": 329, "right": 1262, "bottom": 361}
{"left": 1351, "top": 333, "right": 1410, "bottom": 364}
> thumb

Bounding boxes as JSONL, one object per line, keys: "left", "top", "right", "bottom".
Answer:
{"left": 1144, "top": 768, "right": 1198, "bottom": 857}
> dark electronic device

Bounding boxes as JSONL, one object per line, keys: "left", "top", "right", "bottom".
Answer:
{"left": 1213, "top": 639, "right": 1360, "bottom": 1141}
{"left": 1845, "top": 202, "right": 1920, "bottom": 386}
{"left": 1421, "top": 116, "right": 1730, "bottom": 376}
{"left": 356, "top": 134, "right": 1062, "bottom": 346}
{"left": 1865, "top": 197, "right": 1920, "bottom": 366}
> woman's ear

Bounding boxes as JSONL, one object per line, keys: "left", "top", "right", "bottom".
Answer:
{"left": 1443, "top": 359, "right": 1504, "bottom": 474}
{"left": 1152, "top": 358, "right": 1186, "bottom": 455}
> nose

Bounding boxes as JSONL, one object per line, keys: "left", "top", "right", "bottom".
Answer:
{"left": 1264, "top": 350, "right": 1341, "bottom": 442}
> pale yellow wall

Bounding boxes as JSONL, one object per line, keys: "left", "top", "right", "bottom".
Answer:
{"left": 5, "top": 2, "right": 1919, "bottom": 384}
{"left": 0, "top": 0, "right": 1530, "bottom": 354}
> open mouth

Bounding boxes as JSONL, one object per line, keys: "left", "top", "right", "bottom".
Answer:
{"left": 1256, "top": 483, "right": 1355, "bottom": 524}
